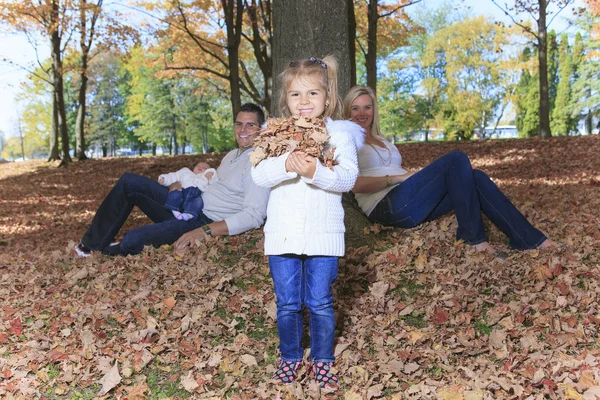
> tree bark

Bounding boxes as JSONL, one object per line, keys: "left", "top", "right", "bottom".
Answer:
{"left": 244, "top": 0, "right": 272, "bottom": 111}
{"left": 75, "top": 61, "right": 88, "bottom": 160}
{"left": 537, "top": 0, "right": 551, "bottom": 139}
{"left": 347, "top": 0, "right": 357, "bottom": 87}
{"left": 222, "top": 0, "right": 244, "bottom": 119}
{"left": 49, "top": 0, "right": 71, "bottom": 166}
{"left": 48, "top": 91, "right": 60, "bottom": 161}
{"left": 366, "top": 0, "right": 378, "bottom": 92}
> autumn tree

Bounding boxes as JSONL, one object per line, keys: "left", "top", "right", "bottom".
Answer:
{"left": 351, "top": 0, "right": 421, "bottom": 92}
{"left": 0, "top": 0, "right": 73, "bottom": 164}
{"left": 143, "top": 0, "right": 272, "bottom": 118}
{"left": 396, "top": 3, "right": 461, "bottom": 142}
{"left": 424, "top": 16, "right": 512, "bottom": 140}
{"left": 490, "top": 0, "right": 577, "bottom": 139}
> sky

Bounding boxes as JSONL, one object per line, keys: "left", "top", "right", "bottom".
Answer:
{"left": 0, "top": 0, "right": 588, "bottom": 137}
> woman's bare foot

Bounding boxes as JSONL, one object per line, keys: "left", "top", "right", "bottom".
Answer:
{"left": 473, "top": 241, "right": 508, "bottom": 261}
{"left": 473, "top": 242, "right": 495, "bottom": 254}
{"left": 538, "top": 239, "right": 558, "bottom": 250}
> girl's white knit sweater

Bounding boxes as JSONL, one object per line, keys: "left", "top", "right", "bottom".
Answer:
{"left": 251, "top": 119, "right": 364, "bottom": 257}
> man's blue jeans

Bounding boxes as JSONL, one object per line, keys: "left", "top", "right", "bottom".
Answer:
{"left": 268, "top": 255, "right": 338, "bottom": 363}
{"left": 369, "top": 151, "right": 546, "bottom": 250}
{"left": 81, "top": 173, "right": 212, "bottom": 255}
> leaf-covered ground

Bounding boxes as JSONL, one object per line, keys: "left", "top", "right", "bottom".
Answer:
{"left": 1, "top": 136, "right": 600, "bottom": 399}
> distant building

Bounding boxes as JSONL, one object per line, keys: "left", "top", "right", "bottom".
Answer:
{"left": 481, "top": 125, "right": 519, "bottom": 139}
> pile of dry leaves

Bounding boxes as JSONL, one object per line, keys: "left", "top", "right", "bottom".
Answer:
{"left": 250, "top": 115, "right": 337, "bottom": 170}
{"left": 1, "top": 136, "right": 600, "bottom": 399}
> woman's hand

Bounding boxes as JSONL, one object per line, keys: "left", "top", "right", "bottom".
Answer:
{"left": 285, "top": 151, "right": 317, "bottom": 178}
{"left": 352, "top": 171, "right": 417, "bottom": 193}
{"left": 173, "top": 228, "right": 208, "bottom": 252}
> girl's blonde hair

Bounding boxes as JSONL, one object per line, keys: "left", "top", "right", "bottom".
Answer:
{"left": 277, "top": 55, "right": 343, "bottom": 120}
{"left": 343, "top": 85, "right": 382, "bottom": 138}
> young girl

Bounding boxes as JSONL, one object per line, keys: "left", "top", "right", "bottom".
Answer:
{"left": 251, "top": 56, "right": 363, "bottom": 388}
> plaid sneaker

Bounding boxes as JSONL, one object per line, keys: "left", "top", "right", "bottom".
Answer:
{"left": 272, "top": 360, "right": 302, "bottom": 385}
{"left": 312, "top": 361, "right": 338, "bottom": 388}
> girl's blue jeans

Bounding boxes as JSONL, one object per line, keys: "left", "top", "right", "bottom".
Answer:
{"left": 268, "top": 254, "right": 338, "bottom": 363}
{"left": 369, "top": 151, "right": 546, "bottom": 250}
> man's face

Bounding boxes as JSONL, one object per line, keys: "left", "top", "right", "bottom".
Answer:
{"left": 234, "top": 112, "right": 260, "bottom": 150}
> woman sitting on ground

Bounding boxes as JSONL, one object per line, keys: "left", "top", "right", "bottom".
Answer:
{"left": 343, "top": 85, "right": 556, "bottom": 257}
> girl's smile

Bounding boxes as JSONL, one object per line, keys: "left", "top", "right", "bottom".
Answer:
{"left": 287, "top": 76, "right": 327, "bottom": 118}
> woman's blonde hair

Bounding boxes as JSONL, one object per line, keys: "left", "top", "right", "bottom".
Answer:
{"left": 343, "top": 85, "right": 382, "bottom": 138}
{"left": 277, "top": 55, "right": 343, "bottom": 120}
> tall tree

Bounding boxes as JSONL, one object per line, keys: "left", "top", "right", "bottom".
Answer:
{"left": 570, "top": 13, "right": 600, "bottom": 134}
{"left": 515, "top": 47, "right": 540, "bottom": 137}
{"left": 424, "top": 16, "right": 511, "bottom": 140}
{"left": 145, "top": 0, "right": 271, "bottom": 118}
{"left": 490, "top": 0, "right": 577, "bottom": 139}
{"left": 73, "top": 0, "right": 102, "bottom": 160}
{"left": 551, "top": 33, "right": 575, "bottom": 135}
{"left": 0, "top": 0, "right": 73, "bottom": 164}
{"left": 359, "top": 0, "right": 421, "bottom": 92}
{"left": 400, "top": 2, "right": 460, "bottom": 141}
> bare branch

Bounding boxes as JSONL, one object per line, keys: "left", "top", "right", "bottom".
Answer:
{"left": 378, "top": 0, "right": 423, "bottom": 19}
{"left": 489, "top": 0, "right": 538, "bottom": 40}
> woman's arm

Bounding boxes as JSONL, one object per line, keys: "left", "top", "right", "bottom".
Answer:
{"left": 352, "top": 171, "right": 415, "bottom": 194}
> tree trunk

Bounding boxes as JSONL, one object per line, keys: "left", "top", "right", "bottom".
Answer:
{"left": 347, "top": 0, "right": 357, "bottom": 87}
{"left": 48, "top": 92, "right": 60, "bottom": 161}
{"left": 272, "top": 0, "right": 353, "bottom": 114}
{"left": 273, "top": 0, "right": 374, "bottom": 248}
{"left": 75, "top": 60, "right": 88, "bottom": 160}
{"left": 537, "top": 0, "right": 551, "bottom": 139}
{"left": 245, "top": 0, "right": 272, "bottom": 111}
{"left": 222, "top": 0, "right": 243, "bottom": 119}
{"left": 50, "top": 0, "right": 70, "bottom": 167}
{"left": 366, "top": 0, "right": 378, "bottom": 92}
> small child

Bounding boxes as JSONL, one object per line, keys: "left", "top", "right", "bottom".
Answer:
{"left": 251, "top": 56, "right": 363, "bottom": 388}
{"left": 158, "top": 162, "right": 218, "bottom": 221}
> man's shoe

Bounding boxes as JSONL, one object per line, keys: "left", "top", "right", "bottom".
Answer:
{"left": 73, "top": 243, "right": 91, "bottom": 257}
{"left": 73, "top": 242, "right": 119, "bottom": 257}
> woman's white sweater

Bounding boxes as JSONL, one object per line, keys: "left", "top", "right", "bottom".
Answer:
{"left": 251, "top": 119, "right": 364, "bottom": 257}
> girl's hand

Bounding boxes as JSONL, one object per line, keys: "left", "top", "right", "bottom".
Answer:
{"left": 286, "top": 152, "right": 317, "bottom": 178}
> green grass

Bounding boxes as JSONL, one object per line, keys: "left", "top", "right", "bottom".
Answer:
{"left": 389, "top": 278, "right": 425, "bottom": 301}
{"left": 401, "top": 312, "right": 427, "bottom": 328}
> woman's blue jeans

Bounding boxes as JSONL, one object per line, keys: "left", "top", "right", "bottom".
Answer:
{"left": 268, "top": 255, "right": 338, "bottom": 363}
{"left": 81, "top": 173, "right": 212, "bottom": 255}
{"left": 369, "top": 151, "right": 546, "bottom": 250}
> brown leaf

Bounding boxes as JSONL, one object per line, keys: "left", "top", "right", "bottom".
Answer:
{"left": 433, "top": 306, "right": 449, "bottom": 324}
{"left": 97, "top": 361, "right": 121, "bottom": 396}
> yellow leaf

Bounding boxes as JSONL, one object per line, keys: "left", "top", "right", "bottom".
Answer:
{"left": 558, "top": 384, "right": 583, "bottom": 400}
{"left": 407, "top": 330, "right": 427, "bottom": 345}
{"left": 438, "top": 386, "right": 463, "bottom": 400}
